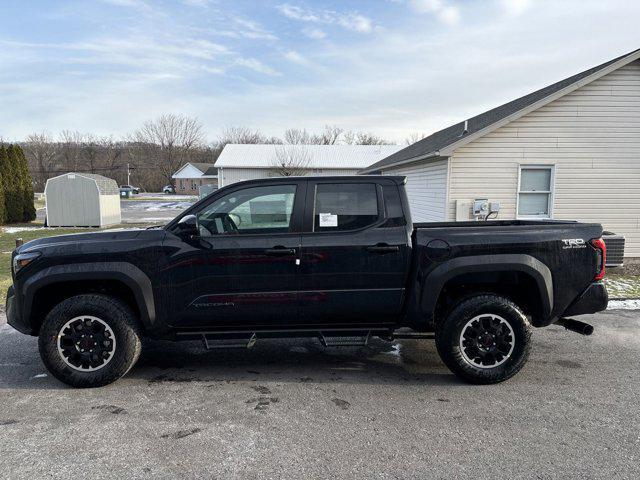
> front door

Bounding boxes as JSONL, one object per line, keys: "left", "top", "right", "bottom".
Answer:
{"left": 298, "top": 180, "right": 410, "bottom": 326}
{"left": 161, "top": 181, "right": 305, "bottom": 329}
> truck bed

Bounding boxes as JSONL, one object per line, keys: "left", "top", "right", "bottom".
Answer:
{"left": 409, "top": 219, "right": 604, "bottom": 328}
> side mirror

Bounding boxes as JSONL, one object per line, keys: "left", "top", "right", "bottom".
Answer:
{"left": 176, "top": 214, "right": 199, "bottom": 237}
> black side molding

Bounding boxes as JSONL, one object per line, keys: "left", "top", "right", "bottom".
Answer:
{"left": 21, "top": 262, "right": 156, "bottom": 330}
{"left": 420, "top": 254, "right": 554, "bottom": 323}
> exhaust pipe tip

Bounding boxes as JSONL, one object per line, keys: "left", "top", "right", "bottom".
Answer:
{"left": 557, "top": 318, "right": 594, "bottom": 336}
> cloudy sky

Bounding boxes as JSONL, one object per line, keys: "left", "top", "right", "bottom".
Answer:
{"left": 0, "top": 0, "right": 639, "bottom": 143}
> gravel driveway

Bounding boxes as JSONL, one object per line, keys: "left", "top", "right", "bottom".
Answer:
{"left": 0, "top": 310, "right": 638, "bottom": 479}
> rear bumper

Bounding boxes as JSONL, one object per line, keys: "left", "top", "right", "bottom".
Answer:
{"left": 562, "top": 282, "right": 608, "bottom": 317}
{"left": 5, "top": 285, "right": 32, "bottom": 335}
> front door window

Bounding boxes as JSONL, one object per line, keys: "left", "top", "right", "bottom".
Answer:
{"left": 196, "top": 184, "right": 297, "bottom": 236}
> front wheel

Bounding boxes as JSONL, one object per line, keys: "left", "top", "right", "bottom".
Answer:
{"left": 435, "top": 294, "right": 531, "bottom": 384}
{"left": 38, "top": 294, "right": 142, "bottom": 388}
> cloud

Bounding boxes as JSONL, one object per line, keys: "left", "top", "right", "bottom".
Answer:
{"left": 410, "top": 0, "right": 461, "bottom": 25}
{"left": 276, "top": 4, "right": 374, "bottom": 33}
{"left": 181, "top": 0, "right": 212, "bottom": 6}
{"left": 230, "top": 17, "right": 278, "bottom": 40}
{"left": 499, "top": 0, "right": 532, "bottom": 16}
{"left": 337, "top": 14, "right": 373, "bottom": 33}
{"left": 100, "top": 0, "right": 152, "bottom": 11}
{"left": 234, "top": 58, "right": 281, "bottom": 76}
{"left": 283, "top": 50, "right": 308, "bottom": 65}
{"left": 303, "top": 27, "right": 326, "bottom": 39}
{"left": 277, "top": 4, "right": 319, "bottom": 22}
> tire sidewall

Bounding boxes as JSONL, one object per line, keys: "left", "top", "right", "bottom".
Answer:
{"left": 436, "top": 295, "right": 531, "bottom": 384}
{"left": 39, "top": 295, "right": 141, "bottom": 388}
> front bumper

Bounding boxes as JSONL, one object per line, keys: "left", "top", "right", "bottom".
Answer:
{"left": 562, "top": 282, "right": 608, "bottom": 317}
{"left": 5, "top": 285, "right": 31, "bottom": 335}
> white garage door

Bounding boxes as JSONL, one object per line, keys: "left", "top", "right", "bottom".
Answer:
{"left": 383, "top": 159, "right": 448, "bottom": 222}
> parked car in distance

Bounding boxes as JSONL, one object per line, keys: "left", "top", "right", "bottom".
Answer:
{"left": 119, "top": 185, "right": 140, "bottom": 194}
{"left": 162, "top": 184, "right": 176, "bottom": 194}
{"left": 5, "top": 176, "right": 608, "bottom": 388}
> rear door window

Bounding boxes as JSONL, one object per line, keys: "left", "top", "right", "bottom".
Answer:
{"left": 313, "top": 183, "right": 379, "bottom": 232}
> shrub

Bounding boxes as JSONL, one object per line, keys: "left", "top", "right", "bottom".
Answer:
{"left": 0, "top": 144, "right": 25, "bottom": 223}
{"left": 14, "top": 145, "right": 36, "bottom": 222}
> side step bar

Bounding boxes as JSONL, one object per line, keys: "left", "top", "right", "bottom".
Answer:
{"left": 184, "top": 328, "right": 437, "bottom": 350}
{"left": 201, "top": 333, "right": 257, "bottom": 350}
{"left": 319, "top": 332, "right": 371, "bottom": 347}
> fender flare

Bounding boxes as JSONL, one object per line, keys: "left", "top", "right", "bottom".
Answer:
{"left": 420, "top": 254, "right": 553, "bottom": 320}
{"left": 21, "top": 262, "right": 156, "bottom": 328}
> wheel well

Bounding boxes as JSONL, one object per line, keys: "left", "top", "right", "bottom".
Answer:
{"left": 433, "top": 271, "right": 543, "bottom": 325}
{"left": 30, "top": 279, "right": 141, "bottom": 334}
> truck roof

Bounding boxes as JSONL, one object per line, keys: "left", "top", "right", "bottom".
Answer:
{"left": 225, "top": 175, "right": 407, "bottom": 187}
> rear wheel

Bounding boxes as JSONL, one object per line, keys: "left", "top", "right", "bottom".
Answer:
{"left": 38, "top": 294, "right": 142, "bottom": 388}
{"left": 435, "top": 294, "right": 531, "bottom": 384}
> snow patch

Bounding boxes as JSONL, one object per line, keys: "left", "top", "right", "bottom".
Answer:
{"left": 2, "top": 226, "right": 46, "bottom": 233}
{"left": 383, "top": 343, "right": 402, "bottom": 357}
{"left": 608, "top": 299, "right": 640, "bottom": 310}
{"left": 123, "top": 201, "right": 193, "bottom": 211}
{"left": 134, "top": 194, "right": 198, "bottom": 201}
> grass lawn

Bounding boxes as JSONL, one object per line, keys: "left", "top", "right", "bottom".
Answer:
{"left": 1, "top": 223, "right": 147, "bottom": 305}
{"left": 605, "top": 274, "right": 640, "bottom": 299}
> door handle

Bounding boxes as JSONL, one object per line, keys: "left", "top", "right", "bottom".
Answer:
{"left": 264, "top": 247, "right": 296, "bottom": 256}
{"left": 366, "top": 244, "right": 400, "bottom": 254}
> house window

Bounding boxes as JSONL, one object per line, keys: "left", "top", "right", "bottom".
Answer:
{"left": 518, "top": 166, "right": 554, "bottom": 218}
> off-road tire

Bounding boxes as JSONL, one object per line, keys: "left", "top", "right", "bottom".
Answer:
{"left": 435, "top": 294, "right": 532, "bottom": 384}
{"left": 38, "top": 294, "right": 142, "bottom": 388}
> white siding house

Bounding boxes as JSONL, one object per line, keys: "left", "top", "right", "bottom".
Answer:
{"left": 216, "top": 144, "right": 403, "bottom": 187}
{"left": 363, "top": 49, "right": 640, "bottom": 259}
{"left": 171, "top": 163, "right": 218, "bottom": 195}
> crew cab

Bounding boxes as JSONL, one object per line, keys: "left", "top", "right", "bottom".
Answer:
{"left": 5, "top": 176, "right": 608, "bottom": 387}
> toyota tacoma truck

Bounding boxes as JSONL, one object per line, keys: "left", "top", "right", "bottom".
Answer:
{"left": 5, "top": 176, "right": 608, "bottom": 387}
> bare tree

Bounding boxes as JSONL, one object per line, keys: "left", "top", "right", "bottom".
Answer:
{"left": 272, "top": 144, "right": 311, "bottom": 177}
{"left": 311, "top": 125, "right": 343, "bottom": 145}
{"left": 354, "top": 132, "right": 391, "bottom": 145}
{"left": 218, "top": 126, "right": 270, "bottom": 146}
{"left": 134, "top": 114, "right": 205, "bottom": 185}
{"left": 59, "top": 130, "right": 84, "bottom": 171}
{"left": 81, "top": 134, "right": 102, "bottom": 174}
{"left": 23, "top": 132, "right": 57, "bottom": 191}
{"left": 342, "top": 130, "right": 356, "bottom": 145}
{"left": 342, "top": 130, "right": 390, "bottom": 145}
{"left": 404, "top": 132, "right": 428, "bottom": 145}
{"left": 283, "top": 128, "right": 310, "bottom": 145}
{"left": 284, "top": 125, "right": 343, "bottom": 145}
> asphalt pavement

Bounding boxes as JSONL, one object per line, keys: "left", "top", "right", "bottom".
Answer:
{"left": 0, "top": 309, "right": 638, "bottom": 479}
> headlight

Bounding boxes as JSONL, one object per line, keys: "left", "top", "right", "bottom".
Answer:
{"left": 12, "top": 251, "right": 42, "bottom": 274}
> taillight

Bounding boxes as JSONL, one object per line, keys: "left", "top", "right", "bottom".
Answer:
{"left": 590, "top": 238, "right": 606, "bottom": 281}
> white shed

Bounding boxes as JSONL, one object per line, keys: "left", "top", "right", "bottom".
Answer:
{"left": 45, "top": 172, "right": 121, "bottom": 227}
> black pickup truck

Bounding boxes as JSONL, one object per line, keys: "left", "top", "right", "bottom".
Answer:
{"left": 6, "top": 176, "right": 608, "bottom": 387}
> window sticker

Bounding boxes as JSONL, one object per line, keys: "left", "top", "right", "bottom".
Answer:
{"left": 319, "top": 213, "right": 338, "bottom": 227}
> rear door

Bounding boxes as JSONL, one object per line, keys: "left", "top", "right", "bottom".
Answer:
{"left": 298, "top": 179, "right": 410, "bottom": 326}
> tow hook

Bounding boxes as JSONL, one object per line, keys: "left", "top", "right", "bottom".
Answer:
{"left": 556, "top": 318, "right": 594, "bottom": 336}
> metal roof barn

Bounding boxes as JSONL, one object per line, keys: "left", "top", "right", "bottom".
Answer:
{"left": 215, "top": 144, "right": 403, "bottom": 187}
{"left": 44, "top": 172, "right": 122, "bottom": 227}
